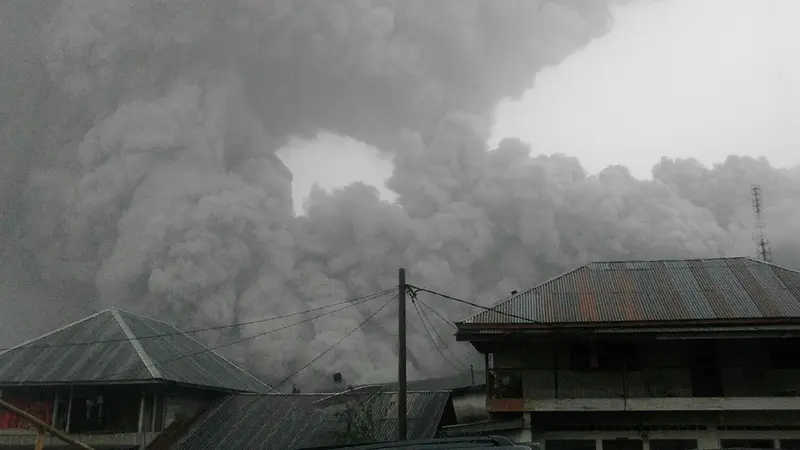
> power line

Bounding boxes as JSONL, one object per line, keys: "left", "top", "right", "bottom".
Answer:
{"left": 410, "top": 292, "right": 467, "bottom": 372}
{"left": 414, "top": 295, "right": 476, "bottom": 367}
{"left": 96, "top": 290, "right": 395, "bottom": 383}
{"left": 417, "top": 297, "right": 456, "bottom": 330}
{"left": 0, "top": 288, "right": 397, "bottom": 352}
{"left": 408, "top": 285, "right": 547, "bottom": 325}
{"left": 274, "top": 294, "right": 397, "bottom": 389}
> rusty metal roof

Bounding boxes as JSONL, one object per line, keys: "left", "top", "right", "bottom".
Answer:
{"left": 0, "top": 308, "right": 273, "bottom": 393}
{"left": 460, "top": 257, "right": 800, "bottom": 326}
{"left": 171, "top": 391, "right": 453, "bottom": 450}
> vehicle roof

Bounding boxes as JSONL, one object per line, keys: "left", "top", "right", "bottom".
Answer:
{"left": 299, "top": 435, "right": 529, "bottom": 449}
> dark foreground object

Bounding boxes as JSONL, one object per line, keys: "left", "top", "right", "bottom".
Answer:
{"left": 299, "top": 435, "right": 532, "bottom": 449}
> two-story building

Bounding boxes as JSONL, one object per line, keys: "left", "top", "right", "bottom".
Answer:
{"left": 456, "top": 257, "right": 800, "bottom": 450}
{"left": 0, "top": 307, "right": 274, "bottom": 449}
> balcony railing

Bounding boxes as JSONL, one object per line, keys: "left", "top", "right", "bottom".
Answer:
{"left": 485, "top": 368, "right": 800, "bottom": 412}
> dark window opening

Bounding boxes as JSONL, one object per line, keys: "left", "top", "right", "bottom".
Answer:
{"left": 568, "top": 341, "right": 640, "bottom": 371}
{"left": 771, "top": 338, "right": 800, "bottom": 369}
{"left": 69, "top": 391, "right": 141, "bottom": 434}
{"left": 721, "top": 439, "right": 774, "bottom": 449}
{"left": 569, "top": 343, "right": 592, "bottom": 371}
{"left": 488, "top": 370, "right": 523, "bottom": 399}
{"left": 689, "top": 341, "right": 723, "bottom": 397}
{"left": 546, "top": 440, "right": 596, "bottom": 450}
{"left": 650, "top": 440, "right": 697, "bottom": 450}
{"left": 602, "top": 439, "right": 643, "bottom": 450}
{"left": 780, "top": 440, "right": 800, "bottom": 449}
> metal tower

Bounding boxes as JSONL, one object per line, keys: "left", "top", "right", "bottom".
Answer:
{"left": 751, "top": 185, "right": 773, "bottom": 262}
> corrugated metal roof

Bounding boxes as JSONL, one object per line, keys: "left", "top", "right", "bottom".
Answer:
{"left": 171, "top": 391, "right": 452, "bottom": 450}
{"left": 460, "top": 257, "right": 800, "bottom": 326}
{"left": 377, "top": 370, "right": 487, "bottom": 391}
{"left": 0, "top": 309, "right": 273, "bottom": 393}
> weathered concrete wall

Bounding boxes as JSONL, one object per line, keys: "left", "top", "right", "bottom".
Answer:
{"left": 452, "top": 391, "right": 488, "bottom": 423}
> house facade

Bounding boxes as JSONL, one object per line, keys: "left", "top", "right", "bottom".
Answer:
{"left": 456, "top": 257, "right": 800, "bottom": 450}
{"left": 0, "top": 308, "right": 273, "bottom": 448}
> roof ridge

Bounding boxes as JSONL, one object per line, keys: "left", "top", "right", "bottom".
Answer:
{"left": 742, "top": 256, "right": 800, "bottom": 274}
{"left": 0, "top": 309, "right": 109, "bottom": 356}
{"left": 111, "top": 309, "right": 161, "bottom": 379}
{"left": 586, "top": 256, "right": 750, "bottom": 264}
{"left": 115, "top": 309, "right": 278, "bottom": 393}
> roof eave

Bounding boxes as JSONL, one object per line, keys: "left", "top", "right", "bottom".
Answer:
{"left": 0, "top": 378, "right": 267, "bottom": 394}
{"left": 458, "top": 316, "right": 800, "bottom": 330}
{"left": 456, "top": 317, "right": 800, "bottom": 342}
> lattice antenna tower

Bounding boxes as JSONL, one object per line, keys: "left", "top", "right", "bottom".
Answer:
{"left": 751, "top": 184, "right": 773, "bottom": 262}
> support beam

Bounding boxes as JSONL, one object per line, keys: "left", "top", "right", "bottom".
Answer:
{"left": 35, "top": 427, "right": 45, "bottom": 450}
{"left": 151, "top": 394, "right": 158, "bottom": 432}
{"left": 65, "top": 386, "right": 73, "bottom": 434}
{"left": 0, "top": 398, "right": 94, "bottom": 449}
{"left": 52, "top": 390, "right": 60, "bottom": 427}
{"left": 138, "top": 393, "right": 146, "bottom": 450}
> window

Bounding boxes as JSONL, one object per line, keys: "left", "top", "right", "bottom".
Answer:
{"left": 721, "top": 439, "right": 773, "bottom": 449}
{"left": 599, "top": 342, "right": 641, "bottom": 370}
{"left": 569, "top": 342, "right": 592, "bottom": 370}
{"left": 69, "top": 390, "right": 141, "bottom": 433}
{"left": 602, "top": 439, "right": 643, "bottom": 450}
{"left": 650, "top": 440, "right": 697, "bottom": 450}
{"left": 771, "top": 339, "right": 800, "bottom": 369}
{"left": 568, "top": 341, "right": 640, "bottom": 371}
{"left": 780, "top": 440, "right": 800, "bottom": 449}
{"left": 546, "top": 440, "right": 596, "bottom": 450}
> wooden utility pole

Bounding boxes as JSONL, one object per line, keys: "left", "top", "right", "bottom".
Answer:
{"left": 0, "top": 398, "right": 94, "bottom": 450}
{"left": 397, "top": 268, "right": 407, "bottom": 441}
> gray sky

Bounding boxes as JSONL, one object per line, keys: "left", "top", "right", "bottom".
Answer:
{"left": 281, "top": 0, "right": 800, "bottom": 214}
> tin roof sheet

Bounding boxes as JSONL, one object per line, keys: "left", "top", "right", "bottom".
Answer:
{"left": 171, "top": 391, "right": 452, "bottom": 450}
{"left": 460, "top": 257, "right": 800, "bottom": 326}
{"left": 0, "top": 308, "right": 273, "bottom": 393}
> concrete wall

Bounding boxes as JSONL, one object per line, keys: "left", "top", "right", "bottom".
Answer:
{"left": 523, "top": 410, "right": 800, "bottom": 450}
{"left": 491, "top": 339, "right": 800, "bottom": 400}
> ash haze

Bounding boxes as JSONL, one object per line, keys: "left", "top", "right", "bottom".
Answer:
{"left": 1, "top": 0, "right": 799, "bottom": 391}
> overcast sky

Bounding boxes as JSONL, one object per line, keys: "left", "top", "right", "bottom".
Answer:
{"left": 280, "top": 0, "right": 800, "bottom": 214}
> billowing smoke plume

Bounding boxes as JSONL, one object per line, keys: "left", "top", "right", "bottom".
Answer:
{"left": 1, "top": 0, "right": 799, "bottom": 390}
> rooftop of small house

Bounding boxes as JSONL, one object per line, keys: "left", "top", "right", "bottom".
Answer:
{"left": 0, "top": 308, "right": 274, "bottom": 394}
{"left": 456, "top": 257, "right": 800, "bottom": 340}
{"left": 157, "top": 390, "right": 456, "bottom": 450}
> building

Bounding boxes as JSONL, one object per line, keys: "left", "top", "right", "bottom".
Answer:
{"left": 156, "top": 389, "right": 456, "bottom": 449}
{"left": 455, "top": 257, "right": 800, "bottom": 450}
{"left": 377, "top": 370, "right": 488, "bottom": 424}
{"left": 0, "top": 308, "right": 273, "bottom": 449}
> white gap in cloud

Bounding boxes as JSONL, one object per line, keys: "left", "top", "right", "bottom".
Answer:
{"left": 277, "top": 133, "right": 396, "bottom": 216}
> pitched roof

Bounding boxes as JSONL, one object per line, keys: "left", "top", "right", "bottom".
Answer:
{"left": 0, "top": 308, "right": 274, "bottom": 393}
{"left": 459, "top": 257, "right": 800, "bottom": 327}
{"left": 170, "top": 391, "right": 454, "bottom": 450}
